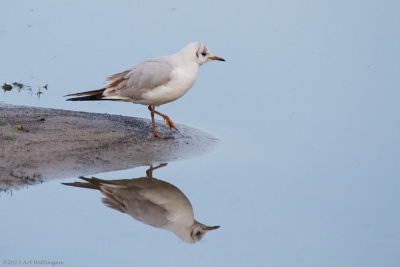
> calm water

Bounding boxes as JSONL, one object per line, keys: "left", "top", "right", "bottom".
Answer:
{"left": 1, "top": 1, "right": 400, "bottom": 266}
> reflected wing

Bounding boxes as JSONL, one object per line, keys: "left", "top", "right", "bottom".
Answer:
{"left": 100, "top": 184, "right": 170, "bottom": 227}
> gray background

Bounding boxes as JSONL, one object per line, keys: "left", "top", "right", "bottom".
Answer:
{"left": 1, "top": 0, "right": 399, "bottom": 266}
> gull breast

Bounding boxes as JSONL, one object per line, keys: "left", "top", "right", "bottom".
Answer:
{"left": 141, "top": 63, "right": 199, "bottom": 106}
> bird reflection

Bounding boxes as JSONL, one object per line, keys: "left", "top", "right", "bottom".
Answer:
{"left": 63, "top": 163, "right": 219, "bottom": 243}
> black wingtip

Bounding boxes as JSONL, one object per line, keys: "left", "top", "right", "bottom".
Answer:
{"left": 65, "top": 95, "right": 105, "bottom": 101}
{"left": 64, "top": 88, "right": 106, "bottom": 101}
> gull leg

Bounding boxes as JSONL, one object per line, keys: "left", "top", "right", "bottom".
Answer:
{"left": 147, "top": 106, "right": 177, "bottom": 130}
{"left": 153, "top": 109, "right": 177, "bottom": 130}
{"left": 148, "top": 105, "right": 168, "bottom": 139}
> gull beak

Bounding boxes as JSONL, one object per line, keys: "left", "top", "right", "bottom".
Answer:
{"left": 209, "top": 56, "right": 225, "bottom": 62}
{"left": 203, "top": 225, "right": 220, "bottom": 231}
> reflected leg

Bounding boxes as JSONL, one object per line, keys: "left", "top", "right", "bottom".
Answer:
{"left": 146, "top": 163, "right": 168, "bottom": 178}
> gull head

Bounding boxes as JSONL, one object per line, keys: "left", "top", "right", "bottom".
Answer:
{"left": 180, "top": 42, "right": 225, "bottom": 66}
{"left": 178, "top": 221, "right": 220, "bottom": 243}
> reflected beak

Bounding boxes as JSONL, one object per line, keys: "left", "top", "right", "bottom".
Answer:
{"left": 203, "top": 225, "right": 220, "bottom": 231}
{"left": 209, "top": 56, "right": 225, "bottom": 62}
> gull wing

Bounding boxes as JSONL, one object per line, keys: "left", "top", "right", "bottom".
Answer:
{"left": 103, "top": 58, "right": 174, "bottom": 102}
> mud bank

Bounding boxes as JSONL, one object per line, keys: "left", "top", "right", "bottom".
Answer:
{"left": 0, "top": 104, "right": 218, "bottom": 191}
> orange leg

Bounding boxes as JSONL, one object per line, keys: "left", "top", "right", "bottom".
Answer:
{"left": 149, "top": 105, "right": 168, "bottom": 139}
{"left": 154, "top": 111, "right": 177, "bottom": 130}
{"left": 149, "top": 106, "right": 178, "bottom": 130}
{"left": 146, "top": 163, "right": 168, "bottom": 178}
{"left": 147, "top": 105, "right": 177, "bottom": 130}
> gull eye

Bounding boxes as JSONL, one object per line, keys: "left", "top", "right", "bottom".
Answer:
{"left": 201, "top": 52, "right": 207, "bottom": 57}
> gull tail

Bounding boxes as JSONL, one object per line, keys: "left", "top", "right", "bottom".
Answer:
{"left": 65, "top": 88, "right": 106, "bottom": 101}
{"left": 62, "top": 176, "right": 127, "bottom": 190}
{"left": 62, "top": 176, "right": 105, "bottom": 190}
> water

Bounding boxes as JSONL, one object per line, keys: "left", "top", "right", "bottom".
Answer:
{"left": 1, "top": 0, "right": 400, "bottom": 266}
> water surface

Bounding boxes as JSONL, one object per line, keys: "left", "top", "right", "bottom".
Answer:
{"left": 1, "top": 1, "right": 400, "bottom": 266}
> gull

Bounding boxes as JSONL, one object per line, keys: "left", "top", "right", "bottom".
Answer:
{"left": 63, "top": 163, "right": 220, "bottom": 243}
{"left": 65, "top": 42, "right": 225, "bottom": 138}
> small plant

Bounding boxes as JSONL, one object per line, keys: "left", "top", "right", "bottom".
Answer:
{"left": 12, "top": 82, "right": 24, "bottom": 89}
{"left": 2, "top": 83, "right": 12, "bottom": 91}
{"left": 9, "top": 169, "right": 42, "bottom": 184}
{"left": 0, "top": 131, "right": 16, "bottom": 140}
{"left": 1, "top": 81, "right": 46, "bottom": 95}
